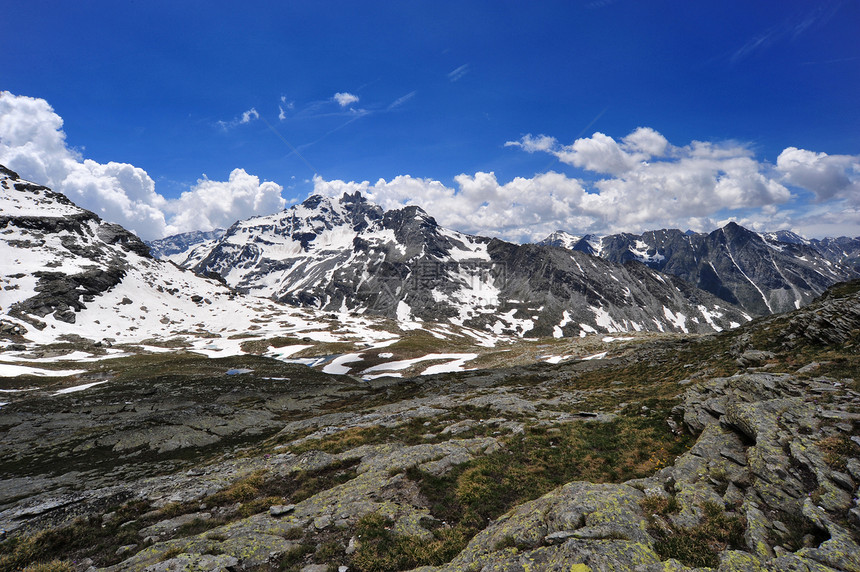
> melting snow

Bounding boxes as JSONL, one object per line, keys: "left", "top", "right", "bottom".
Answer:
{"left": 53, "top": 381, "right": 108, "bottom": 395}
{"left": 322, "top": 353, "right": 364, "bottom": 375}
{"left": 696, "top": 305, "right": 723, "bottom": 332}
{"left": 0, "top": 364, "right": 86, "bottom": 377}
{"left": 663, "top": 307, "right": 688, "bottom": 333}
{"left": 362, "top": 353, "right": 478, "bottom": 375}
{"left": 581, "top": 351, "right": 608, "bottom": 361}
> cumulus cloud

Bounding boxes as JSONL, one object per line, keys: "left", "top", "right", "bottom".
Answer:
{"left": 776, "top": 147, "right": 860, "bottom": 202}
{"left": 504, "top": 134, "right": 557, "bottom": 153}
{"left": 509, "top": 127, "right": 672, "bottom": 176}
{"left": 333, "top": 92, "right": 359, "bottom": 107}
{"left": 2, "top": 91, "right": 856, "bottom": 242}
{"left": 315, "top": 128, "right": 857, "bottom": 241}
{"left": 315, "top": 171, "right": 591, "bottom": 242}
{"left": 164, "top": 169, "right": 285, "bottom": 235}
{"left": 0, "top": 92, "right": 284, "bottom": 240}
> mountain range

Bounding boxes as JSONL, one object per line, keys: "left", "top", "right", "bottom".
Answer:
{"left": 3, "top": 161, "right": 857, "bottom": 348}
{"left": 160, "top": 192, "right": 750, "bottom": 337}
{"left": 539, "top": 226, "right": 859, "bottom": 316}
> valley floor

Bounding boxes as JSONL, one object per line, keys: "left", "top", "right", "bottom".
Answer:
{"left": 1, "top": 283, "right": 859, "bottom": 572}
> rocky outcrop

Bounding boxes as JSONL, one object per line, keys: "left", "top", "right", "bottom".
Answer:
{"left": 10, "top": 267, "right": 126, "bottom": 324}
{"left": 416, "top": 369, "right": 860, "bottom": 572}
{"left": 779, "top": 280, "right": 860, "bottom": 348}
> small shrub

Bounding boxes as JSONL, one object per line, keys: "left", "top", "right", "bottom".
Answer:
{"left": 315, "top": 540, "right": 343, "bottom": 562}
{"left": 281, "top": 527, "right": 304, "bottom": 540}
{"left": 640, "top": 495, "right": 679, "bottom": 517}
{"left": 654, "top": 535, "right": 718, "bottom": 568}
{"left": 651, "top": 502, "right": 746, "bottom": 568}
{"left": 277, "top": 544, "right": 315, "bottom": 571}
{"left": 349, "top": 513, "right": 470, "bottom": 572}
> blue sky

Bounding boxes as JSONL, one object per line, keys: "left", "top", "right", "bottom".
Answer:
{"left": 1, "top": 0, "right": 858, "bottom": 240}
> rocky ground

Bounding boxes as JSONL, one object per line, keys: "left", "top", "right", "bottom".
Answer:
{"left": 1, "top": 282, "right": 859, "bottom": 572}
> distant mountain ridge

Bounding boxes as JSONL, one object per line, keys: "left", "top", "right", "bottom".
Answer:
{"left": 539, "top": 225, "right": 859, "bottom": 316}
{"left": 166, "top": 191, "right": 751, "bottom": 337}
{"left": 146, "top": 229, "right": 226, "bottom": 263}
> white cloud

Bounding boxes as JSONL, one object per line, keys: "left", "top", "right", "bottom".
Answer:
{"left": 2, "top": 92, "right": 856, "bottom": 242}
{"left": 165, "top": 169, "right": 284, "bottom": 235}
{"left": 504, "top": 134, "right": 557, "bottom": 153}
{"left": 316, "top": 128, "right": 857, "bottom": 240}
{"left": 507, "top": 127, "right": 670, "bottom": 175}
{"left": 0, "top": 92, "right": 284, "bottom": 240}
{"left": 314, "top": 171, "right": 590, "bottom": 242}
{"left": 217, "top": 107, "right": 260, "bottom": 130}
{"left": 622, "top": 127, "right": 669, "bottom": 157}
{"left": 240, "top": 108, "right": 259, "bottom": 124}
{"left": 333, "top": 92, "right": 359, "bottom": 107}
{"left": 776, "top": 146, "right": 860, "bottom": 202}
{"left": 278, "top": 97, "right": 295, "bottom": 121}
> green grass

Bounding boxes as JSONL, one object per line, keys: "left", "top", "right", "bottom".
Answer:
{"left": 408, "top": 403, "right": 692, "bottom": 533}
{"left": 650, "top": 501, "right": 746, "bottom": 568}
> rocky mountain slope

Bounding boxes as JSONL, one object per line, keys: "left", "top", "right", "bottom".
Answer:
{"left": 174, "top": 192, "right": 749, "bottom": 337}
{"left": 0, "top": 164, "right": 449, "bottom": 364}
{"left": 540, "top": 225, "right": 859, "bottom": 316}
{"left": 1, "top": 277, "right": 857, "bottom": 572}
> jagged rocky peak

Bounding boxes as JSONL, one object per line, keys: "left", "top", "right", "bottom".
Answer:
{"left": 294, "top": 191, "right": 385, "bottom": 231}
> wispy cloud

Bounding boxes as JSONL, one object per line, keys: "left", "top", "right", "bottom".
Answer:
{"left": 217, "top": 107, "right": 260, "bottom": 130}
{"left": 731, "top": 3, "right": 842, "bottom": 64}
{"left": 387, "top": 91, "right": 416, "bottom": 110}
{"left": 333, "top": 92, "right": 359, "bottom": 107}
{"left": 586, "top": 0, "right": 619, "bottom": 8}
{"left": 448, "top": 64, "right": 469, "bottom": 82}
